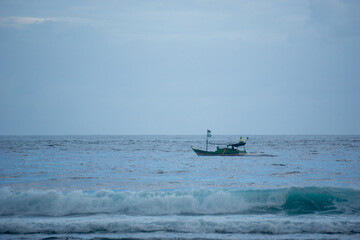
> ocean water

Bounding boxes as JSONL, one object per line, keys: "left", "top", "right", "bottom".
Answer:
{"left": 0, "top": 135, "right": 359, "bottom": 240}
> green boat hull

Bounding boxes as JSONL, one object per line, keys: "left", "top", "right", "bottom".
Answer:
{"left": 192, "top": 147, "right": 246, "bottom": 156}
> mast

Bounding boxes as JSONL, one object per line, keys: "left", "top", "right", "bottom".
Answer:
{"left": 206, "top": 130, "right": 211, "bottom": 151}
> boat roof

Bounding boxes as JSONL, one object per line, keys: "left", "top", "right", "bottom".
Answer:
{"left": 227, "top": 141, "right": 246, "bottom": 147}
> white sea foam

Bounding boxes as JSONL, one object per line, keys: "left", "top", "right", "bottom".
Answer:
{"left": 0, "top": 215, "right": 359, "bottom": 234}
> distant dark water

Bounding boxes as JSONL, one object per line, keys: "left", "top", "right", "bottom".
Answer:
{"left": 0, "top": 135, "right": 359, "bottom": 239}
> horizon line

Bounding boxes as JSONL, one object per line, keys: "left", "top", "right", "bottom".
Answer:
{"left": 1, "top": 134, "right": 359, "bottom": 136}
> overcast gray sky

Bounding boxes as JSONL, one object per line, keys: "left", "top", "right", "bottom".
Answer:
{"left": 0, "top": 0, "right": 359, "bottom": 135}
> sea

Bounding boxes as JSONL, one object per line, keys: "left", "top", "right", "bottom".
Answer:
{"left": 0, "top": 135, "right": 359, "bottom": 240}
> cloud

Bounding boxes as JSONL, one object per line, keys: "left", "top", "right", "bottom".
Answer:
{"left": 0, "top": 16, "right": 58, "bottom": 27}
{"left": 0, "top": 16, "right": 94, "bottom": 28}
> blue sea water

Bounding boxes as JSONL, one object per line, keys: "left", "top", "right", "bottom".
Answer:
{"left": 0, "top": 135, "right": 359, "bottom": 240}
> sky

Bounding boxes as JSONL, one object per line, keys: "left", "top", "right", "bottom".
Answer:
{"left": 0, "top": 0, "right": 359, "bottom": 135}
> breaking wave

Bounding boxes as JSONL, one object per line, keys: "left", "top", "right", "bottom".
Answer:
{"left": 0, "top": 187, "right": 359, "bottom": 217}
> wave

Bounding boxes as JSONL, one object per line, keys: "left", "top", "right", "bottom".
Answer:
{"left": 1, "top": 215, "right": 359, "bottom": 235}
{"left": 0, "top": 187, "right": 359, "bottom": 217}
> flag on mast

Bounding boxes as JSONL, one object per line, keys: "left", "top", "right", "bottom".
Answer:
{"left": 207, "top": 130, "right": 212, "bottom": 138}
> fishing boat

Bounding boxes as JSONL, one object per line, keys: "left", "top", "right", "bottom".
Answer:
{"left": 192, "top": 130, "right": 248, "bottom": 156}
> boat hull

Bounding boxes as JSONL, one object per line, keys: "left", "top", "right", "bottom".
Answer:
{"left": 192, "top": 147, "right": 246, "bottom": 156}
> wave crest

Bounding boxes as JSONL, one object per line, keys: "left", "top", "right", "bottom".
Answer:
{"left": 0, "top": 187, "right": 359, "bottom": 217}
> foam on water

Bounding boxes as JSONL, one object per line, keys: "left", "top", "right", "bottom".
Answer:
{"left": 1, "top": 215, "right": 359, "bottom": 235}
